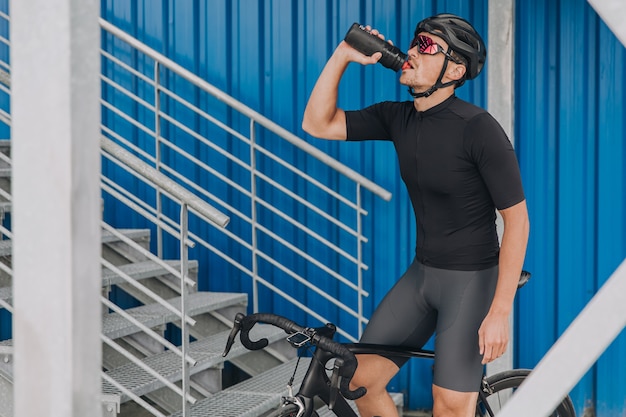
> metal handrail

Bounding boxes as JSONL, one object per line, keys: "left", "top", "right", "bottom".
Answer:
{"left": 0, "top": 16, "right": 394, "bottom": 417}
{"left": 99, "top": 18, "right": 394, "bottom": 345}
{"left": 101, "top": 136, "right": 229, "bottom": 228}
{"left": 99, "top": 18, "right": 392, "bottom": 202}
{"left": 2, "top": 10, "right": 225, "bottom": 417}
{"left": 100, "top": 137, "right": 231, "bottom": 417}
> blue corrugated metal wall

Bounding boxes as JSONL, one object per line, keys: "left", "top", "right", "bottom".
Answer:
{"left": 100, "top": 0, "right": 626, "bottom": 414}
{"left": 516, "top": 1, "right": 626, "bottom": 415}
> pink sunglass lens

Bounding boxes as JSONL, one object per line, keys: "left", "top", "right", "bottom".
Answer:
{"left": 418, "top": 35, "right": 439, "bottom": 54}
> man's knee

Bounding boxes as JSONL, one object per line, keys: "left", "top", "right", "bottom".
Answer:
{"left": 350, "top": 354, "right": 399, "bottom": 393}
{"left": 432, "top": 384, "right": 478, "bottom": 417}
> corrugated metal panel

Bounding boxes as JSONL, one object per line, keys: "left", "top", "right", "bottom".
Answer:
{"left": 100, "top": 0, "right": 626, "bottom": 413}
{"left": 100, "top": 0, "right": 488, "bottom": 410}
{"left": 516, "top": 0, "right": 626, "bottom": 416}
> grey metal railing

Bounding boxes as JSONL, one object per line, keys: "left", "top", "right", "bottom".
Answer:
{"left": 0, "top": 13, "right": 392, "bottom": 417}
{"left": 100, "top": 136, "right": 232, "bottom": 416}
{"left": 0, "top": 14, "right": 232, "bottom": 416}
{"left": 100, "top": 18, "right": 392, "bottom": 344}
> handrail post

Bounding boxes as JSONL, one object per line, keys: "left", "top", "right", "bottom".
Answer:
{"left": 250, "top": 119, "right": 259, "bottom": 312}
{"left": 180, "top": 203, "right": 191, "bottom": 417}
{"left": 155, "top": 61, "right": 164, "bottom": 258}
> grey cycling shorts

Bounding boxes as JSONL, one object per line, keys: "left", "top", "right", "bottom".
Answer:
{"left": 360, "top": 259, "right": 498, "bottom": 392}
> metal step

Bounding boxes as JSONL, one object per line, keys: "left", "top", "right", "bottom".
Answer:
{"left": 169, "top": 357, "right": 311, "bottom": 417}
{"left": 101, "top": 228, "right": 151, "bottom": 245}
{"left": 103, "top": 291, "right": 247, "bottom": 340}
{"left": 0, "top": 228, "right": 152, "bottom": 258}
{"left": 0, "top": 292, "right": 247, "bottom": 369}
{"left": 102, "top": 259, "right": 197, "bottom": 287}
{"left": 0, "top": 259, "right": 199, "bottom": 310}
{"left": 102, "top": 324, "right": 286, "bottom": 403}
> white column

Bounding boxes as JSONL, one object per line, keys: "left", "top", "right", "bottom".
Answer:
{"left": 11, "top": 0, "right": 101, "bottom": 416}
{"left": 487, "top": 0, "right": 516, "bottom": 376}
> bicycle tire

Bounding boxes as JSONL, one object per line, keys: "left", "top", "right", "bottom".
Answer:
{"left": 265, "top": 403, "right": 320, "bottom": 417}
{"left": 476, "top": 369, "right": 576, "bottom": 417}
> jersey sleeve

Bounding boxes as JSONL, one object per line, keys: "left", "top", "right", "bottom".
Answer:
{"left": 345, "top": 102, "right": 396, "bottom": 141}
{"left": 465, "top": 113, "right": 526, "bottom": 210}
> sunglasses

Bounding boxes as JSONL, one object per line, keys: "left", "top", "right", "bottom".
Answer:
{"left": 409, "top": 34, "right": 462, "bottom": 64}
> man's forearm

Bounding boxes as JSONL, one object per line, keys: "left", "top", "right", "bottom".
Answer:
{"left": 491, "top": 200, "right": 530, "bottom": 315}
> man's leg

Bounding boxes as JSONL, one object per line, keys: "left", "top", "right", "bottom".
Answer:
{"left": 432, "top": 385, "right": 478, "bottom": 417}
{"left": 351, "top": 354, "right": 400, "bottom": 417}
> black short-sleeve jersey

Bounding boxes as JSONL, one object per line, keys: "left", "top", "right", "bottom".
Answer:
{"left": 345, "top": 95, "right": 525, "bottom": 270}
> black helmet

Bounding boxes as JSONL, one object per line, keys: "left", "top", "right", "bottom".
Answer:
{"left": 415, "top": 13, "right": 486, "bottom": 80}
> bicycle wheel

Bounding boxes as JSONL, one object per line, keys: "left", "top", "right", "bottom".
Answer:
{"left": 476, "top": 369, "right": 576, "bottom": 417}
{"left": 265, "top": 403, "right": 320, "bottom": 417}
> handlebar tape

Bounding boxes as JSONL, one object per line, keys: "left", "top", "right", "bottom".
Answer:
{"left": 237, "top": 313, "right": 367, "bottom": 400}
{"left": 311, "top": 334, "right": 367, "bottom": 400}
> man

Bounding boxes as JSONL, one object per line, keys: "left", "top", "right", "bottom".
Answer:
{"left": 302, "top": 14, "right": 529, "bottom": 417}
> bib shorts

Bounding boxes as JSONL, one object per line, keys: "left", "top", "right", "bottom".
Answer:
{"left": 359, "top": 259, "right": 499, "bottom": 392}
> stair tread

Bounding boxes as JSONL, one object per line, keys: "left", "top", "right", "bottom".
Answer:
{"left": 0, "top": 292, "right": 248, "bottom": 378}
{"left": 102, "top": 259, "right": 198, "bottom": 287}
{"left": 102, "top": 324, "right": 286, "bottom": 401}
{"left": 168, "top": 357, "right": 310, "bottom": 417}
{"left": 0, "top": 228, "right": 152, "bottom": 258}
{"left": 102, "top": 292, "right": 247, "bottom": 340}
{"left": 101, "top": 228, "right": 151, "bottom": 244}
{"left": 0, "top": 259, "right": 200, "bottom": 307}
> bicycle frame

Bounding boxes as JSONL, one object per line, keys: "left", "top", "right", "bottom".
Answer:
{"left": 286, "top": 325, "right": 499, "bottom": 417}
{"left": 285, "top": 323, "right": 438, "bottom": 417}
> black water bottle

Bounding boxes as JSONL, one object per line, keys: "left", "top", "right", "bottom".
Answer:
{"left": 343, "top": 23, "right": 408, "bottom": 72}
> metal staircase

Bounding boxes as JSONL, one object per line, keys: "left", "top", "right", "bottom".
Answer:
{"left": 0, "top": 12, "right": 398, "bottom": 417}
{"left": 0, "top": 140, "right": 295, "bottom": 417}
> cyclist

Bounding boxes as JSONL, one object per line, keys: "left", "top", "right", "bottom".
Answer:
{"left": 302, "top": 14, "right": 529, "bottom": 417}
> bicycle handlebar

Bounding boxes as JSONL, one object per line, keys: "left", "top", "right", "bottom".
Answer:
{"left": 222, "top": 312, "right": 367, "bottom": 401}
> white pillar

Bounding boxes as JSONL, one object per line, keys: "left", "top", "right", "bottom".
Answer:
{"left": 11, "top": 0, "right": 101, "bottom": 416}
{"left": 487, "top": 0, "right": 516, "bottom": 376}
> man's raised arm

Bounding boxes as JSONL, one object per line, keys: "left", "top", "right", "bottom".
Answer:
{"left": 302, "top": 36, "right": 383, "bottom": 140}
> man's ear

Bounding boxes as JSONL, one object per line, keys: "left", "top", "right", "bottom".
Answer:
{"left": 448, "top": 63, "right": 467, "bottom": 81}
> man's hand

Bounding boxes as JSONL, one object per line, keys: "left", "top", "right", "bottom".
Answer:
{"left": 337, "top": 26, "right": 393, "bottom": 66}
{"left": 478, "top": 310, "right": 510, "bottom": 364}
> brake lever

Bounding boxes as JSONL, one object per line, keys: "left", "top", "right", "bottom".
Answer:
{"left": 328, "top": 358, "right": 344, "bottom": 410}
{"left": 222, "top": 312, "right": 245, "bottom": 357}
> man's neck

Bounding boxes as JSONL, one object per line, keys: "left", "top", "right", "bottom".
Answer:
{"left": 412, "top": 87, "right": 455, "bottom": 112}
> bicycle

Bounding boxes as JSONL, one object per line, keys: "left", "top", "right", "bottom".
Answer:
{"left": 222, "top": 271, "right": 576, "bottom": 417}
